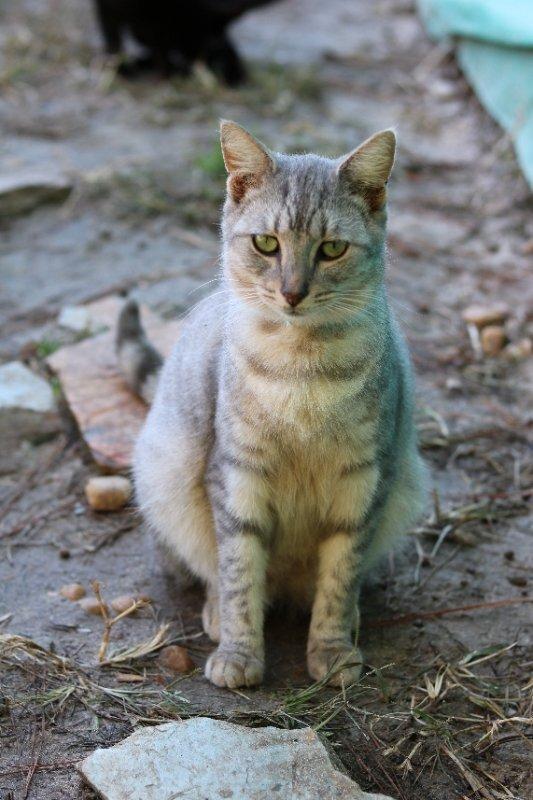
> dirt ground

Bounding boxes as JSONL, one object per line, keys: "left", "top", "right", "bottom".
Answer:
{"left": 0, "top": 1, "right": 532, "bottom": 798}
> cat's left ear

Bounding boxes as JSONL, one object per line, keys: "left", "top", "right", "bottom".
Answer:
{"left": 220, "top": 120, "right": 275, "bottom": 203}
{"left": 337, "top": 129, "right": 396, "bottom": 212}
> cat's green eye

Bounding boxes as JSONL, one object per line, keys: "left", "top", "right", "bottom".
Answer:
{"left": 319, "top": 240, "right": 349, "bottom": 260}
{"left": 252, "top": 234, "right": 279, "bottom": 255}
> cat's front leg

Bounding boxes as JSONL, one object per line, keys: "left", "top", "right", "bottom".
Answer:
{"left": 205, "top": 469, "right": 271, "bottom": 688}
{"left": 307, "top": 465, "right": 379, "bottom": 685}
{"left": 307, "top": 531, "right": 363, "bottom": 686}
{"left": 205, "top": 533, "right": 267, "bottom": 688}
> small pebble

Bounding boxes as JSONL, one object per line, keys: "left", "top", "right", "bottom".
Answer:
{"left": 111, "top": 595, "right": 138, "bottom": 614}
{"left": 79, "top": 597, "right": 108, "bottom": 616}
{"left": 480, "top": 325, "right": 506, "bottom": 356}
{"left": 462, "top": 303, "right": 509, "bottom": 329}
{"left": 451, "top": 530, "right": 477, "bottom": 547}
{"left": 503, "top": 337, "right": 532, "bottom": 361}
{"left": 59, "top": 583, "right": 86, "bottom": 601}
{"left": 507, "top": 575, "right": 527, "bottom": 588}
{"left": 158, "top": 645, "right": 195, "bottom": 674}
{"left": 445, "top": 377, "right": 462, "bottom": 393}
{"left": 85, "top": 475, "right": 132, "bottom": 511}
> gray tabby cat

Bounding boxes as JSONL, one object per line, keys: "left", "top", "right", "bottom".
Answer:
{"left": 117, "top": 121, "right": 428, "bottom": 689}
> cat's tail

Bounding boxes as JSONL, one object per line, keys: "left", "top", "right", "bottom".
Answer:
{"left": 116, "top": 299, "right": 162, "bottom": 404}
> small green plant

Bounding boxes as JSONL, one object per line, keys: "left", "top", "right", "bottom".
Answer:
{"left": 36, "top": 338, "right": 61, "bottom": 359}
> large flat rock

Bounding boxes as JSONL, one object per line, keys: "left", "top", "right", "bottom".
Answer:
{"left": 79, "top": 717, "right": 395, "bottom": 800}
{"left": 0, "top": 170, "right": 71, "bottom": 216}
{"left": 48, "top": 297, "right": 181, "bottom": 471}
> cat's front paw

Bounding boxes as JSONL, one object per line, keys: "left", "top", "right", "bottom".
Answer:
{"left": 307, "top": 643, "right": 363, "bottom": 686}
{"left": 205, "top": 646, "right": 264, "bottom": 688}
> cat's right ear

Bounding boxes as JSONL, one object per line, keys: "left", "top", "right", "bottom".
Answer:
{"left": 220, "top": 120, "right": 274, "bottom": 203}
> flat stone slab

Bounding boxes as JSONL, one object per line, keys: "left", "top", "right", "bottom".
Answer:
{"left": 0, "top": 170, "right": 71, "bottom": 216}
{"left": 48, "top": 297, "right": 181, "bottom": 472}
{"left": 79, "top": 717, "right": 395, "bottom": 800}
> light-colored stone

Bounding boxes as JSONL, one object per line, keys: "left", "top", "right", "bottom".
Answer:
{"left": 79, "top": 718, "right": 395, "bottom": 800}
{"left": 480, "top": 325, "right": 506, "bottom": 356}
{"left": 0, "top": 171, "right": 71, "bottom": 216}
{"left": 47, "top": 298, "right": 181, "bottom": 471}
{"left": 0, "top": 361, "right": 58, "bottom": 447}
{"left": 462, "top": 303, "right": 509, "bottom": 329}
{"left": 110, "top": 595, "right": 137, "bottom": 614}
{"left": 60, "top": 583, "right": 86, "bottom": 601}
{"left": 58, "top": 296, "right": 127, "bottom": 334}
{"left": 58, "top": 306, "right": 94, "bottom": 333}
{"left": 0, "top": 361, "right": 54, "bottom": 413}
{"left": 503, "top": 337, "right": 532, "bottom": 361}
{"left": 79, "top": 597, "right": 108, "bottom": 617}
{"left": 85, "top": 476, "right": 132, "bottom": 511}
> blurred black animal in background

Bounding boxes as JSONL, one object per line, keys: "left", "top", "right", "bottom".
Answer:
{"left": 93, "top": 0, "right": 279, "bottom": 85}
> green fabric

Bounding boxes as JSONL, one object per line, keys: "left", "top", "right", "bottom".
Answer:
{"left": 418, "top": 0, "right": 533, "bottom": 188}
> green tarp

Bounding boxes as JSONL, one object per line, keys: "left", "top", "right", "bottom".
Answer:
{"left": 418, "top": 0, "right": 533, "bottom": 188}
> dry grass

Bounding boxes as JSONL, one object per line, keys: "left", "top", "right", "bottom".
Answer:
{"left": 1, "top": 630, "right": 531, "bottom": 798}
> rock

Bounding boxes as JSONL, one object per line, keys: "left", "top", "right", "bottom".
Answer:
{"left": 503, "top": 337, "right": 532, "bottom": 361}
{"left": 79, "top": 718, "right": 395, "bottom": 800}
{"left": 57, "top": 296, "right": 126, "bottom": 334}
{"left": 0, "top": 361, "right": 58, "bottom": 448}
{"left": 0, "top": 361, "right": 55, "bottom": 412}
{"left": 79, "top": 597, "right": 108, "bottom": 617}
{"left": 47, "top": 298, "right": 181, "bottom": 471}
{"left": 462, "top": 303, "right": 509, "bottom": 329}
{"left": 110, "top": 595, "right": 138, "bottom": 614}
{"left": 58, "top": 306, "right": 94, "bottom": 333}
{"left": 480, "top": 325, "right": 506, "bottom": 356}
{"left": 389, "top": 210, "right": 471, "bottom": 252}
{"left": 85, "top": 476, "right": 132, "bottom": 511}
{"left": 60, "top": 583, "right": 86, "bottom": 601}
{"left": 158, "top": 645, "right": 195, "bottom": 674}
{"left": 445, "top": 377, "right": 462, "bottom": 393}
{"left": 507, "top": 575, "right": 527, "bottom": 588}
{"left": 0, "top": 171, "right": 71, "bottom": 216}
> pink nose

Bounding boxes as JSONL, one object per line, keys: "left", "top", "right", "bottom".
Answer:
{"left": 282, "top": 290, "right": 306, "bottom": 307}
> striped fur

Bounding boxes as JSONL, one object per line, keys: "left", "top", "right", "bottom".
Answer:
{"left": 133, "top": 122, "right": 428, "bottom": 689}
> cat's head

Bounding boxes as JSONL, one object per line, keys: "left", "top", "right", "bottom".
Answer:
{"left": 220, "top": 121, "right": 395, "bottom": 324}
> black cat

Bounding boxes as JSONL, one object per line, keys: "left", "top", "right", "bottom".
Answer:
{"left": 93, "top": 0, "right": 279, "bottom": 85}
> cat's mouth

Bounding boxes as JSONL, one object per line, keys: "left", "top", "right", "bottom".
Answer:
{"left": 283, "top": 306, "right": 303, "bottom": 317}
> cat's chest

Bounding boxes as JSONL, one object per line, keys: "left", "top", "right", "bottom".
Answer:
{"left": 232, "top": 332, "right": 373, "bottom": 435}
{"left": 269, "top": 436, "right": 361, "bottom": 530}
